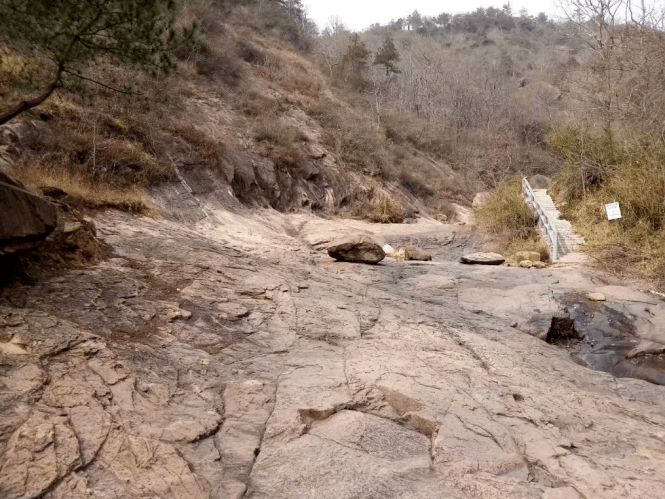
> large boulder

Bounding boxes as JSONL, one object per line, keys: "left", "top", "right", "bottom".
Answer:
{"left": 0, "top": 171, "right": 58, "bottom": 255}
{"left": 460, "top": 252, "right": 505, "bottom": 265}
{"left": 328, "top": 236, "right": 385, "bottom": 264}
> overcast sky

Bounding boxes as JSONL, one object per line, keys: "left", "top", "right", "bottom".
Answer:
{"left": 302, "top": 0, "right": 560, "bottom": 32}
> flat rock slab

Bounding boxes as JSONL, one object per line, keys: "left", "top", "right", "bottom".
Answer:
{"left": 460, "top": 252, "right": 505, "bottom": 265}
{"left": 328, "top": 236, "right": 385, "bottom": 264}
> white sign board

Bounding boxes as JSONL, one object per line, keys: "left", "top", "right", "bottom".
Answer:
{"left": 605, "top": 202, "right": 622, "bottom": 220}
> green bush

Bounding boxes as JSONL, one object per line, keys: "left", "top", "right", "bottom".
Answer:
{"left": 475, "top": 176, "right": 537, "bottom": 237}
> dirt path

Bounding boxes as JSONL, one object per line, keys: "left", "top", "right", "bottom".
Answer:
{"left": 1, "top": 203, "right": 665, "bottom": 499}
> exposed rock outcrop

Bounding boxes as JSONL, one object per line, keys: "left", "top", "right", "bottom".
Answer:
{"left": 0, "top": 171, "right": 58, "bottom": 255}
{"left": 1, "top": 190, "right": 665, "bottom": 499}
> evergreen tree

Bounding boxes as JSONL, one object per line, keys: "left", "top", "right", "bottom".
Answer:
{"left": 373, "top": 38, "right": 401, "bottom": 76}
{"left": 342, "top": 34, "right": 369, "bottom": 90}
{"left": 406, "top": 11, "right": 423, "bottom": 31}
{"left": 0, "top": 0, "right": 195, "bottom": 125}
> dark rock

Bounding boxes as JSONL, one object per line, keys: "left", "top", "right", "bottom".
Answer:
{"left": 460, "top": 252, "right": 505, "bottom": 265}
{"left": 546, "top": 316, "right": 581, "bottom": 344}
{"left": 41, "top": 186, "right": 69, "bottom": 199}
{"left": 0, "top": 171, "right": 58, "bottom": 255}
{"left": 328, "top": 236, "right": 385, "bottom": 264}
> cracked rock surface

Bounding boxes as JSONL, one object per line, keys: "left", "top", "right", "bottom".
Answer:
{"left": 1, "top": 198, "right": 665, "bottom": 498}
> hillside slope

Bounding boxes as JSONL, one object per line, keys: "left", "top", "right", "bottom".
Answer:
{"left": 0, "top": 5, "right": 473, "bottom": 228}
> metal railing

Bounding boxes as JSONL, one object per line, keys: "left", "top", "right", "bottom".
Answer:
{"left": 522, "top": 177, "right": 559, "bottom": 261}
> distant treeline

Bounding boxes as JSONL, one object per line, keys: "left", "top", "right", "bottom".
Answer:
{"left": 363, "top": 5, "right": 551, "bottom": 36}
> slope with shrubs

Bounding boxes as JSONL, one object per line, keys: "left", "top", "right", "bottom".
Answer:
{"left": 548, "top": 125, "right": 665, "bottom": 288}
{"left": 0, "top": 0, "right": 474, "bottom": 224}
{"left": 474, "top": 176, "right": 549, "bottom": 262}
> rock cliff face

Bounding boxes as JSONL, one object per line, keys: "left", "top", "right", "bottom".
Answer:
{"left": 1, "top": 186, "right": 665, "bottom": 499}
{"left": 0, "top": 171, "right": 57, "bottom": 255}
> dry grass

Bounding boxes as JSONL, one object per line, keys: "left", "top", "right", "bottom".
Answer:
{"left": 369, "top": 197, "right": 405, "bottom": 224}
{"left": 172, "top": 123, "right": 225, "bottom": 165}
{"left": 474, "top": 176, "right": 542, "bottom": 257}
{"left": 8, "top": 158, "right": 148, "bottom": 212}
{"left": 549, "top": 125, "right": 665, "bottom": 288}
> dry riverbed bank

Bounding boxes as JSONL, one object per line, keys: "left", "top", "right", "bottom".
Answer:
{"left": 1, "top": 202, "right": 665, "bottom": 499}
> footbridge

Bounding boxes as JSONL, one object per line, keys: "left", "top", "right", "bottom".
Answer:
{"left": 522, "top": 177, "right": 586, "bottom": 263}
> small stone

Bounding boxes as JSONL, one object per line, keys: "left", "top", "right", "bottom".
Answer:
{"left": 588, "top": 293, "right": 606, "bottom": 302}
{"left": 63, "top": 222, "right": 83, "bottom": 233}
{"left": 0, "top": 343, "right": 28, "bottom": 355}
{"left": 519, "top": 260, "right": 533, "bottom": 269}
{"left": 533, "top": 261, "right": 547, "bottom": 269}
{"left": 399, "top": 245, "right": 432, "bottom": 262}
{"left": 5, "top": 314, "right": 25, "bottom": 327}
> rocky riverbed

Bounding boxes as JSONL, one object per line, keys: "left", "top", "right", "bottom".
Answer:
{"left": 1, "top": 199, "right": 665, "bottom": 498}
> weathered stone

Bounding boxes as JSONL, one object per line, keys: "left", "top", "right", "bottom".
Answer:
{"left": 328, "top": 236, "right": 385, "bottom": 264}
{"left": 533, "top": 261, "right": 547, "bottom": 269}
{"left": 0, "top": 343, "right": 28, "bottom": 355}
{"left": 68, "top": 405, "right": 111, "bottom": 465}
{"left": 98, "top": 430, "right": 208, "bottom": 499}
{"left": 217, "top": 302, "right": 250, "bottom": 320}
{"left": 626, "top": 340, "right": 665, "bottom": 359}
{"left": 63, "top": 222, "right": 82, "bottom": 234}
{"left": 0, "top": 411, "right": 80, "bottom": 499}
{"left": 0, "top": 171, "right": 58, "bottom": 255}
{"left": 542, "top": 486, "right": 583, "bottom": 499}
{"left": 1, "top": 187, "right": 665, "bottom": 499}
{"left": 519, "top": 260, "right": 534, "bottom": 268}
{"left": 460, "top": 252, "right": 505, "bottom": 265}
{"left": 382, "top": 244, "right": 395, "bottom": 254}
{"left": 588, "top": 292, "right": 606, "bottom": 301}
{"left": 399, "top": 245, "right": 432, "bottom": 261}
{"left": 1, "top": 363, "right": 45, "bottom": 393}
{"left": 472, "top": 191, "right": 492, "bottom": 208}
{"left": 307, "top": 144, "right": 327, "bottom": 159}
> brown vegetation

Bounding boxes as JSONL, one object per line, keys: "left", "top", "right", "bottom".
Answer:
{"left": 474, "top": 176, "right": 549, "bottom": 260}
